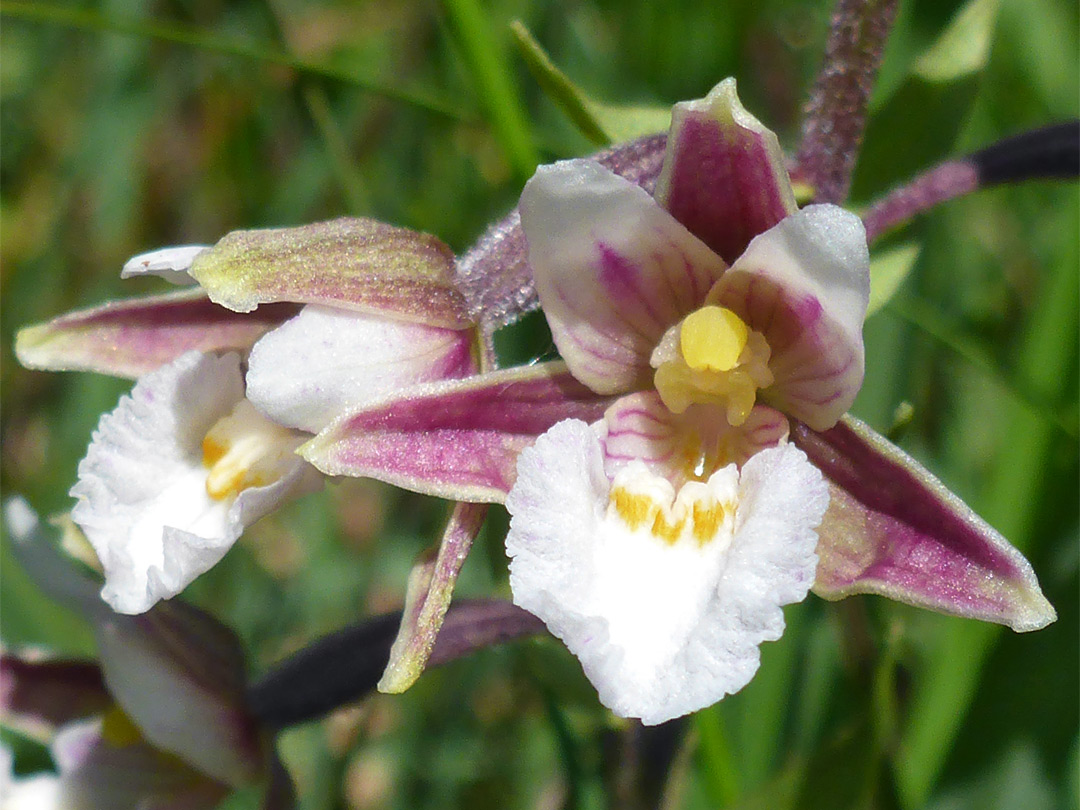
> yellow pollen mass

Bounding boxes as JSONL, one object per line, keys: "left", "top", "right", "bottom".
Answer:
{"left": 652, "top": 305, "right": 773, "bottom": 424}
{"left": 203, "top": 434, "right": 273, "bottom": 500}
{"left": 201, "top": 399, "right": 302, "bottom": 501}
{"left": 680, "top": 306, "right": 749, "bottom": 372}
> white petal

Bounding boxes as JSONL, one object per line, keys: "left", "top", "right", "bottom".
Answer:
{"left": 121, "top": 246, "right": 208, "bottom": 284}
{"left": 520, "top": 159, "right": 727, "bottom": 395}
{"left": 506, "top": 420, "right": 827, "bottom": 724}
{"left": 71, "top": 351, "right": 320, "bottom": 614}
{"left": 245, "top": 304, "right": 477, "bottom": 433}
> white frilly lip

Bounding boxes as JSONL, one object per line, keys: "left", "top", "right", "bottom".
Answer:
{"left": 120, "top": 246, "right": 208, "bottom": 284}
{"left": 70, "top": 351, "right": 322, "bottom": 614}
{"left": 505, "top": 419, "right": 828, "bottom": 725}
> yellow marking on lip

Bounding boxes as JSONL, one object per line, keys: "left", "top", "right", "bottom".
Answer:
{"left": 650, "top": 511, "right": 687, "bottom": 545}
{"left": 611, "top": 487, "right": 653, "bottom": 530}
{"left": 692, "top": 501, "right": 728, "bottom": 545}
{"left": 609, "top": 484, "right": 732, "bottom": 546}
{"left": 201, "top": 399, "right": 300, "bottom": 501}
{"left": 201, "top": 436, "right": 226, "bottom": 466}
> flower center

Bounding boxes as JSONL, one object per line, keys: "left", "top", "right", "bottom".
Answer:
{"left": 201, "top": 399, "right": 304, "bottom": 500}
{"left": 605, "top": 461, "right": 737, "bottom": 548}
{"left": 651, "top": 305, "right": 774, "bottom": 425}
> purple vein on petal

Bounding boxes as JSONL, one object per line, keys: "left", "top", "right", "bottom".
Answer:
{"left": 795, "top": 416, "right": 1056, "bottom": 631}
{"left": 456, "top": 135, "right": 669, "bottom": 329}
{"left": 302, "top": 363, "right": 615, "bottom": 502}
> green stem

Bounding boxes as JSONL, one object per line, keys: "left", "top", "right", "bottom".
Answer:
{"left": 1, "top": 1, "right": 469, "bottom": 120}
{"left": 695, "top": 707, "right": 741, "bottom": 806}
{"left": 438, "top": 0, "right": 539, "bottom": 184}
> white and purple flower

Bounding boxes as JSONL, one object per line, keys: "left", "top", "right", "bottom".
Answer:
{"left": 17, "top": 219, "right": 481, "bottom": 614}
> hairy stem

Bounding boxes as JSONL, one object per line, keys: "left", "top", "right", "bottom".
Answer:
{"left": 795, "top": 0, "right": 900, "bottom": 204}
{"left": 863, "top": 122, "right": 1080, "bottom": 242}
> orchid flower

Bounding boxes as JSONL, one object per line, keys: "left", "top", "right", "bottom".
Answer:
{"left": 502, "top": 79, "right": 871, "bottom": 723}
{"left": 302, "top": 78, "right": 1049, "bottom": 725}
{"left": 501, "top": 80, "right": 1057, "bottom": 724}
{"left": 1, "top": 499, "right": 288, "bottom": 810}
{"left": 296, "top": 80, "right": 1057, "bottom": 721}
{"left": 16, "top": 218, "right": 481, "bottom": 614}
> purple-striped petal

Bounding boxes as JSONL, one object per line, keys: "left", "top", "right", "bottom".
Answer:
{"left": 189, "top": 217, "right": 471, "bottom": 328}
{"left": 521, "top": 159, "right": 727, "bottom": 395}
{"left": 14, "top": 290, "right": 299, "bottom": 379}
{"left": 708, "top": 205, "right": 870, "bottom": 431}
{"left": 598, "top": 391, "right": 789, "bottom": 487}
{"left": 655, "top": 78, "right": 798, "bottom": 264}
{"left": 301, "top": 362, "right": 614, "bottom": 502}
{"left": 793, "top": 417, "right": 1056, "bottom": 632}
{"left": 378, "top": 502, "right": 488, "bottom": 693}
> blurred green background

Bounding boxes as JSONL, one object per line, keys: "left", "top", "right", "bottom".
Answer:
{"left": 1, "top": 0, "right": 1076, "bottom": 808}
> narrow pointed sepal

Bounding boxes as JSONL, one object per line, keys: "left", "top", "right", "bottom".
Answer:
{"left": 378, "top": 502, "right": 488, "bottom": 693}
{"left": 14, "top": 290, "right": 300, "bottom": 378}
{"left": 301, "top": 362, "right": 614, "bottom": 502}
{"left": 655, "top": 78, "right": 798, "bottom": 263}
{"left": 793, "top": 417, "right": 1056, "bottom": 632}
{"left": 188, "top": 217, "right": 472, "bottom": 328}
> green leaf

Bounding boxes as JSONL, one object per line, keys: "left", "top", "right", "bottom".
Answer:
{"left": 912, "top": 0, "right": 1000, "bottom": 83}
{"left": 510, "top": 21, "right": 669, "bottom": 147}
{"left": 695, "top": 707, "right": 741, "bottom": 806}
{"left": 868, "top": 242, "right": 920, "bottom": 317}
{"left": 896, "top": 194, "right": 1079, "bottom": 809}
{"left": 851, "top": 0, "right": 1001, "bottom": 198}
